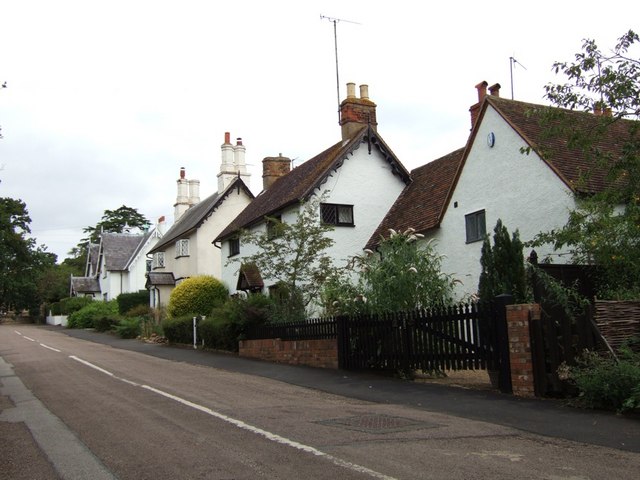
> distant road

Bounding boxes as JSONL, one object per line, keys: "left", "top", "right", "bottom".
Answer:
{"left": 2, "top": 325, "right": 639, "bottom": 480}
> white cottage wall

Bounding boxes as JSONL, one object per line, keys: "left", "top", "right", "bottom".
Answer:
{"left": 432, "top": 105, "right": 577, "bottom": 299}
{"left": 222, "top": 142, "right": 406, "bottom": 298}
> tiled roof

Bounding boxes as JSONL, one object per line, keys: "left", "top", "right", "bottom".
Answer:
{"left": 366, "top": 96, "right": 637, "bottom": 249}
{"left": 486, "top": 96, "right": 633, "bottom": 194}
{"left": 70, "top": 276, "right": 101, "bottom": 294}
{"left": 150, "top": 177, "right": 253, "bottom": 254}
{"left": 366, "top": 147, "right": 465, "bottom": 249}
{"left": 237, "top": 263, "right": 264, "bottom": 291}
{"left": 216, "top": 126, "right": 411, "bottom": 241}
{"left": 102, "top": 232, "right": 151, "bottom": 271}
{"left": 146, "top": 272, "right": 176, "bottom": 286}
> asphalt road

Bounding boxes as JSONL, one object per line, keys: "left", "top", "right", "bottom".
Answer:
{"left": 1, "top": 324, "right": 639, "bottom": 480}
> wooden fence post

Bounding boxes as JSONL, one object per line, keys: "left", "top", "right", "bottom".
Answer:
{"left": 494, "top": 294, "right": 514, "bottom": 394}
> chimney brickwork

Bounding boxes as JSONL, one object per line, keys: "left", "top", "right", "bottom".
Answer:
{"left": 469, "top": 80, "right": 489, "bottom": 129}
{"left": 339, "top": 83, "right": 377, "bottom": 140}
{"left": 262, "top": 154, "right": 291, "bottom": 191}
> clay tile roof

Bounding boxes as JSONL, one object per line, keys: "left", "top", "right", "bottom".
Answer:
{"left": 151, "top": 177, "right": 254, "bottom": 254}
{"left": 366, "top": 147, "right": 465, "bottom": 249}
{"left": 237, "top": 263, "right": 264, "bottom": 291}
{"left": 216, "top": 127, "right": 411, "bottom": 241}
{"left": 486, "top": 96, "right": 635, "bottom": 194}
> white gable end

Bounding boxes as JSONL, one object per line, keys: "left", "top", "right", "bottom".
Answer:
{"left": 430, "top": 105, "right": 577, "bottom": 299}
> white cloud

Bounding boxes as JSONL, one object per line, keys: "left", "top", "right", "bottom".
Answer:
{"left": 1, "top": 0, "right": 637, "bottom": 260}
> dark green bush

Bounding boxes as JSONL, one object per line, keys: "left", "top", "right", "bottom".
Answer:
{"left": 60, "top": 296, "right": 93, "bottom": 315}
{"left": 117, "top": 291, "right": 149, "bottom": 315}
{"left": 67, "top": 301, "right": 119, "bottom": 329}
{"left": 199, "top": 294, "right": 273, "bottom": 352}
{"left": 115, "top": 318, "right": 141, "bottom": 339}
{"left": 565, "top": 344, "right": 640, "bottom": 413}
{"left": 93, "top": 315, "right": 120, "bottom": 332}
{"left": 161, "top": 315, "right": 196, "bottom": 344}
{"left": 125, "top": 304, "right": 152, "bottom": 318}
{"left": 48, "top": 302, "right": 62, "bottom": 315}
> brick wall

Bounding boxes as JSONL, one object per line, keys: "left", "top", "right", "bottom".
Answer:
{"left": 505, "top": 304, "right": 540, "bottom": 397}
{"left": 239, "top": 338, "right": 338, "bottom": 369}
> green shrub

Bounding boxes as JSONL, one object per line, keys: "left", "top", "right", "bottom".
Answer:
{"left": 125, "top": 304, "right": 152, "bottom": 318}
{"left": 93, "top": 315, "right": 120, "bottom": 332}
{"left": 167, "top": 276, "right": 228, "bottom": 318}
{"left": 67, "top": 301, "right": 119, "bottom": 329}
{"left": 48, "top": 302, "right": 62, "bottom": 315}
{"left": 117, "top": 291, "right": 149, "bottom": 315}
{"left": 565, "top": 345, "right": 640, "bottom": 413}
{"left": 60, "top": 296, "right": 94, "bottom": 315}
{"left": 115, "top": 318, "right": 141, "bottom": 339}
{"left": 161, "top": 315, "right": 196, "bottom": 344}
{"left": 199, "top": 294, "right": 273, "bottom": 352}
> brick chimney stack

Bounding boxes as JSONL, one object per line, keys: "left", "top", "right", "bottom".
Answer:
{"left": 339, "top": 83, "right": 377, "bottom": 140}
{"left": 262, "top": 153, "right": 291, "bottom": 191}
{"left": 469, "top": 80, "right": 489, "bottom": 129}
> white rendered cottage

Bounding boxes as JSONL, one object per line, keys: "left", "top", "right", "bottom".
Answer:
{"left": 147, "top": 133, "right": 254, "bottom": 308}
{"left": 369, "top": 81, "right": 629, "bottom": 299}
{"left": 70, "top": 229, "right": 161, "bottom": 301}
{"left": 216, "top": 83, "right": 411, "bottom": 299}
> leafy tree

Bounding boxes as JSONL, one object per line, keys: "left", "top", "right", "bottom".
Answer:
{"left": 235, "top": 195, "right": 337, "bottom": 321}
{"left": 67, "top": 205, "right": 151, "bottom": 270}
{"left": 530, "top": 30, "right": 640, "bottom": 299}
{"left": 167, "top": 275, "right": 228, "bottom": 318}
{"left": 83, "top": 205, "right": 151, "bottom": 244}
{"left": 478, "top": 220, "right": 528, "bottom": 303}
{"left": 0, "top": 197, "right": 55, "bottom": 312}
{"left": 325, "top": 228, "right": 457, "bottom": 315}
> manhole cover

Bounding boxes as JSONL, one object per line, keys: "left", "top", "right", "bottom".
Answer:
{"left": 316, "top": 414, "right": 439, "bottom": 434}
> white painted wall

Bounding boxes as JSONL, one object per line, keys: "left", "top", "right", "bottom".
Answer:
{"left": 426, "top": 105, "right": 577, "bottom": 299}
{"left": 222, "top": 141, "right": 407, "bottom": 303}
{"left": 152, "top": 187, "right": 253, "bottom": 306}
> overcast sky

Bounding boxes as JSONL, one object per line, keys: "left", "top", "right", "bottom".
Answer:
{"left": 1, "top": 0, "right": 637, "bottom": 261}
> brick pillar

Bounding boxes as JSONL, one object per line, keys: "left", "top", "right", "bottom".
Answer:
{"left": 505, "top": 304, "right": 539, "bottom": 397}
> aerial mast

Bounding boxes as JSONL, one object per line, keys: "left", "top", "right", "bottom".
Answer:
{"left": 320, "top": 14, "right": 361, "bottom": 122}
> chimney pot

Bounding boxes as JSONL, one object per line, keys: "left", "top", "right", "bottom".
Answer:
{"left": 489, "top": 83, "right": 501, "bottom": 97}
{"left": 359, "top": 84, "right": 369, "bottom": 100}
{"left": 158, "top": 216, "right": 165, "bottom": 223}
{"left": 180, "top": 167, "right": 186, "bottom": 179}
{"left": 346, "top": 82, "right": 356, "bottom": 98}
{"left": 224, "top": 132, "right": 231, "bottom": 144}
{"left": 236, "top": 137, "right": 243, "bottom": 146}
{"left": 475, "top": 81, "right": 489, "bottom": 102}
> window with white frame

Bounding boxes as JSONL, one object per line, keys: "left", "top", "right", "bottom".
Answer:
{"left": 153, "top": 252, "right": 165, "bottom": 269}
{"left": 320, "top": 203, "right": 354, "bottom": 226}
{"left": 175, "top": 239, "right": 190, "bottom": 257}
{"left": 465, "top": 209, "right": 486, "bottom": 243}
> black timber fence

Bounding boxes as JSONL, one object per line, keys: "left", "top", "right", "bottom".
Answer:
{"left": 246, "top": 299, "right": 512, "bottom": 392}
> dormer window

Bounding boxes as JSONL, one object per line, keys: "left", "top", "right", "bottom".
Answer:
{"left": 175, "top": 239, "right": 190, "bottom": 258}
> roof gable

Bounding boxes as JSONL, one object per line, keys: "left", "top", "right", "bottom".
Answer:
{"left": 151, "top": 177, "right": 254, "bottom": 254}
{"left": 366, "top": 147, "right": 465, "bottom": 248}
{"left": 102, "top": 232, "right": 150, "bottom": 271}
{"left": 217, "top": 127, "right": 410, "bottom": 240}
{"left": 485, "top": 96, "right": 635, "bottom": 194}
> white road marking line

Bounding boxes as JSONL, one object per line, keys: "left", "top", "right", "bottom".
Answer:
{"left": 40, "top": 343, "right": 61, "bottom": 353}
{"left": 70, "top": 356, "right": 397, "bottom": 480}
{"left": 23, "top": 336, "right": 36, "bottom": 342}
{"left": 69, "top": 356, "right": 115, "bottom": 377}
{"left": 14, "top": 330, "right": 23, "bottom": 336}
